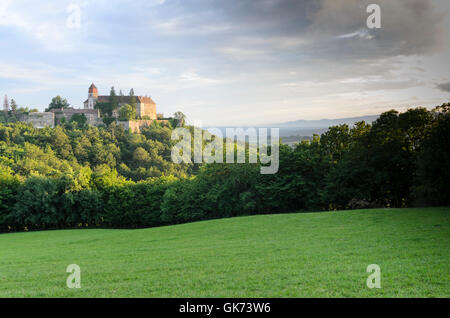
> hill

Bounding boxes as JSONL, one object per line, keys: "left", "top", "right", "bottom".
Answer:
{"left": 272, "top": 114, "right": 380, "bottom": 137}
{"left": 211, "top": 115, "right": 379, "bottom": 138}
{"left": 275, "top": 115, "right": 380, "bottom": 128}
{"left": 0, "top": 207, "right": 448, "bottom": 297}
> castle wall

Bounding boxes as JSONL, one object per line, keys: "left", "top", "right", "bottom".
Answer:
{"left": 22, "top": 112, "right": 55, "bottom": 128}
{"left": 117, "top": 119, "right": 169, "bottom": 133}
{"left": 139, "top": 102, "right": 157, "bottom": 119}
{"left": 51, "top": 108, "right": 102, "bottom": 126}
{"left": 117, "top": 120, "right": 153, "bottom": 133}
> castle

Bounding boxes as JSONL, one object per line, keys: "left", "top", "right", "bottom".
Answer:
{"left": 13, "top": 84, "right": 165, "bottom": 132}
{"left": 84, "top": 84, "right": 157, "bottom": 120}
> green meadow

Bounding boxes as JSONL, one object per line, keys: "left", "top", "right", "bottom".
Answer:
{"left": 0, "top": 207, "right": 448, "bottom": 297}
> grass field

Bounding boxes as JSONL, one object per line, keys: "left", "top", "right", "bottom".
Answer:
{"left": 0, "top": 207, "right": 448, "bottom": 297}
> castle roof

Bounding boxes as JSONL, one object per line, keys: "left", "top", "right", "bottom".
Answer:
{"left": 84, "top": 95, "right": 156, "bottom": 104}
{"left": 88, "top": 83, "right": 98, "bottom": 93}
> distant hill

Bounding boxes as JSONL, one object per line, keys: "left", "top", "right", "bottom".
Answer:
{"left": 271, "top": 114, "right": 380, "bottom": 137}
{"left": 274, "top": 115, "right": 380, "bottom": 128}
{"left": 209, "top": 115, "right": 380, "bottom": 138}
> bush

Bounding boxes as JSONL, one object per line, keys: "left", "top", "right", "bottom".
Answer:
{"left": 102, "top": 116, "right": 116, "bottom": 126}
{"left": 12, "top": 177, "right": 63, "bottom": 230}
{"left": 0, "top": 171, "right": 20, "bottom": 230}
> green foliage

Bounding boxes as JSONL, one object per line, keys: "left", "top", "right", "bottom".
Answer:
{"left": 69, "top": 113, "right": 88, "bottom": 127}
{"left": 173, "top": 111, "right": 186, "bottom": 127}
{"left": 0, "top": 170, "right": 20, "bottom": 230}
{"left": 118, "top": 104, "right": 136, "bottom": 121}
{"left": 102, "top": 116, "right": 116, "bottom": 126}
{"left": 0, "top": 105, "right": 448, "bottom": 233}
{"left": 109, "top": 86, "right": 119, "bottom": 111}
{"left": 130, "top": 88, "right": 136, "bottom": 111}
{"left": 95, "top": 101, "right": 114, "bottom": 117}
{"left": 10, "top": 99, "right": 18, "bottom": 113}
{"left": 12, "top": 176, "right": 64, "bottom": 228}
{"left": 7, "top": 115, "right": 17, "bottom": 123}
{"left": 46, "top": 96, "right": 70, "bottom": 112}
{"left": 414, "top": 105, "right": 450, "bottom": 205}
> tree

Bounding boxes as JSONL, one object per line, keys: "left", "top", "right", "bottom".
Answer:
{"left": 129, "top": 88, "right": 137, "bottom": 111}
{"left": 173, "top": 111, "right": 186, "bottom": 127}
{"left": 70, "top": 113, "right": 88, "bottom": 127}
{"left": 46, "top": 96, "right": 70, "bottom": 112}
{"left": 414, "top": 105, "right": 450, "bottom": 206}
{"left": 18, "top": 107, "right": 38, "bottom": 114}
{"left": 102, "top": 116, "right": 116, "bottom": 126}
{"left": 133, "top": 147, "right": 150, "bottom": 165}
{"left": 52, "top": 126, "right": 72, "bottom": 158}
{"left": 320, "top": 124, "right": 351, "bottom": 162}
{"left": 109, "top": 87, "right": 119, "bottom": 112}
{"left": 95, "top": 101, "right": 113, "bottom": 117}
{"left": 118, "top": 104, "right": 136, "bottom": 121}
{"left": 10, "top": 99, "right": 17, "bottom": 114}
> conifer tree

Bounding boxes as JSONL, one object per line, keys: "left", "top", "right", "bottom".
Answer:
{"left": 129, "top": 88, "right": 136, "bottom": 110}
{"left": 10, "top": 99, "right": 17, "bottom": 114}
{"left": 109, "top": 86, "right": 118, "bottom": 111}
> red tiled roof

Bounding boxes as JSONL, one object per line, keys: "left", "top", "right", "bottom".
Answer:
{"left": 93, "top": 96, "right": 156, "bottom": 104}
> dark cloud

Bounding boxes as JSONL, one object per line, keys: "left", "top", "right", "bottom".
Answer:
{"left": 436, "top": 82, "right": 450, "bottom": 92}
{"left": 151, "top": 0, "right": 320, "bottom": 38}
{"left": 305, "top": 0, "right": 448, "bottom": 59}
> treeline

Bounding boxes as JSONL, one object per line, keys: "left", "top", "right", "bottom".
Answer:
{"left": 0, "top": 104, "right": 449, "bottom": 232}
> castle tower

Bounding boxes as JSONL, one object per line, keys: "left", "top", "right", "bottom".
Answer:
{"left": 86, "top": 83, "right": 98, "bottom": 109}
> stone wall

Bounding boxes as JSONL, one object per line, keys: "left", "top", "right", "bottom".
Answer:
{"left": 139, "top": 102, "right": 157, "bottom": 119}
{"left": 51, "top": 108, "right": 102, "bottom": 126}
{"left": 117, "top": 119, "right": 169, "bottom": 133}
{"left": 117, "top": 120, "right": 153, "bottom": 133}
{"left": 21, "top": 112, "right": 55, "bottom": 128}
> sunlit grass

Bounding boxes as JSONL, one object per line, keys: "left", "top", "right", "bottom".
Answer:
{"left": 0, "top": 207, "right": 448, "bottom": 297}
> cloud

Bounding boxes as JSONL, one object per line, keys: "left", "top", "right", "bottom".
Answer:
{"left": 307, "top": 0, "right": 448, "bottom": 59}
{"left": 436, "top": 82, "right": 450, "bottom": 92}
{"left": 337, "top": 29, "right": 373, "bottom": 40}
{"left": 177, "top": 69, "right": 222, "bottom": 87}
{"left": 0, "top": 0, "right": 449, "bottom": 124}
{"left": 0, "top": 0, "right": 88, "bottom": 51}
{"left": 216, "top": 47, "right": 268, "bottom": 61}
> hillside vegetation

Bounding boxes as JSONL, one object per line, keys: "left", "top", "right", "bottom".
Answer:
{"left": 0, "top": 208, "right": 448, "bottom": 297}
{"left": 0, "top": 104, "right": 449, "bottom": 232}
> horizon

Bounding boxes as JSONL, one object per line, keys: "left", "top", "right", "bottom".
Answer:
{"left": 1, "top": 0, "right": 449, "bottom": 126}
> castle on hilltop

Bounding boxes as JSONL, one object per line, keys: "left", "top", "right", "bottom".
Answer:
{"left": 84, "top": 83, "right": 157, "bottom": 120}
{"left": 11, "top": 84, "right": 166, "bottom": 132}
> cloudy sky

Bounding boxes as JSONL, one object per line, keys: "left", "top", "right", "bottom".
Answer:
{"left": 0, "top": 0, "right": 449, "bottom": 126}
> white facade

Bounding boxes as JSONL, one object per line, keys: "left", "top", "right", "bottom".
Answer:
{"left": 86, "top": 93, "right": 97, "bottom": 109}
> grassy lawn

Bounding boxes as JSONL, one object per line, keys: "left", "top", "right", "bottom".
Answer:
{"left": 0, "top": 207, "right": 448, "bottom": 297}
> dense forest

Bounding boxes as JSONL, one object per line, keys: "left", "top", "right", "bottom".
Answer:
{"left": 0, "top": 104, "right": 448, "bottom": 232}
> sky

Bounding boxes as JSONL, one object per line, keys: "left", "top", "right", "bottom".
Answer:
{"left": 0, "top": 0, "right": 449, "bottom": 126}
